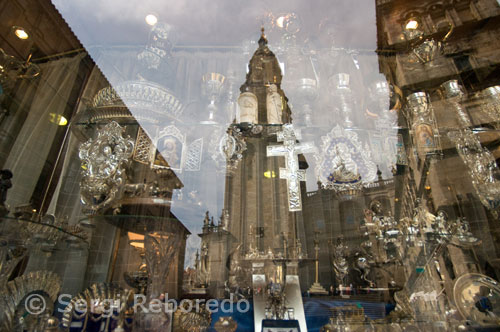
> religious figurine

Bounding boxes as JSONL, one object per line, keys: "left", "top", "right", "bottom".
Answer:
{"left": 202, "top": 211, "right": 210, "bottom": 233}
{"left": 330, "top": 237, "right": 349, "bottom": 289}
{"left": 433, "top": 210, "right": 451, "bottom": 242}
{"left": 198, "top": 243, "right": 210, "bottom": 287}
{"left": 354, "top": 252, "right": 375, "bottom": 288}
{"left": 266, "top": 84, "right": 282, "bottom": 124}
{"left": 266, "top": 247, "right": 274, "bottom": 259}
{"left": 295, "top": 238, "right": 303, "bottom": 259}
{"left": 452, "top": 217, "right": 480, "bottom": 245}
{"left": 238, "top": 91, "right": 258, "bottom": 124}
{"left": 265, "top": 277, "right": 288, "bottom": 320}
{"left": 227, "top": 244, "right": 247, "bottom": 296}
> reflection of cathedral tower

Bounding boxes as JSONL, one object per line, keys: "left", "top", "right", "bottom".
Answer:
{"left": 228, "top": 30, "right": 309, "bottom": 332}
{"left": 226, "top": 30, "right": 304, "bottom": 258}
{"left": 200, "top": 31, "right": 309, "bottom": 297}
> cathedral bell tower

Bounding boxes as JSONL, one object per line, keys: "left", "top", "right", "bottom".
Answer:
{"left": 238, "top": 28, "right": 292, "bottom": 125}
{"left": 222, "top": 29, "right": 308, "bottom": 289}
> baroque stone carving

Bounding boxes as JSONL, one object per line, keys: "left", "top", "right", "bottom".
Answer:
{"left": 238, "top": 92, "right": 258, "bottom": 124}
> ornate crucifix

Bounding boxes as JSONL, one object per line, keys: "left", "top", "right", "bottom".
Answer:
{"left": 267, "top": 124, "right": 316, "bottom": 211}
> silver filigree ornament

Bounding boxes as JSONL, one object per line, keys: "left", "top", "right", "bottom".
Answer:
{"left": 79, "top": 121, "right": 134, "bottom": 215}
{"left": 316, "top": 125, "right": 377, "bottom": 192}
{"left": 209, "top": 126, "right": 247, "bottom": 173}
{"left": 92, "top": 80, "right": 183, "bottom": 124}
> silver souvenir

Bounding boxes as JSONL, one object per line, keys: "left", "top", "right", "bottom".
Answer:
{"left": 406, "top": 92, "right": 440, "bottom": 156}
{"left": 330, "top": 237, "right": 349, "bottom": 289}
{"left": 453, "top": 273, "right": 500, "bottom": 326}
{"left": 79, "top": 121, "right": 134, "bottom": 214}
{"left": 442, "top": 81, "right": 500, "bottom": 211}
{"left": 0, "top": 271, "right": 61, "bottom": 332}
{"left": 209, "top": 126, "right": 247, "bottom": 173}
{"left": 62, "top": 283, "right": 134, "bottom": 331}
{"left": 316, "top": 125, "right": 377, "bottom": 191}
{"left": 267, "top": 124, "right": 316, "bottom": 211}
{"left": 403, "top": 21, "right": 452, "bottom": 65}
{"left": 151, "top": 125, "right": 185, "bottom": 172}
{"left": 92, "top": 80, "right": 183, "bottom": 123}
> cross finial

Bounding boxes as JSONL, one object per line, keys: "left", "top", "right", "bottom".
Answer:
{"left": 259, "top": 26, "right": 268, "bottom": 47}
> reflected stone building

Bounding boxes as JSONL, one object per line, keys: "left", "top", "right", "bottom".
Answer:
{"left": 196, "top": 31, "right": 309, "bottom": 298}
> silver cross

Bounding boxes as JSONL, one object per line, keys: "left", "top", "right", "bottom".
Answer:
{"left": 267, "top": 124, "right": 316, "bottom": 211}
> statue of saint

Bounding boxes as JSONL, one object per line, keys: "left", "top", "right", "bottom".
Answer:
{"left": 203, "top": 211, "right": 210, "bottom": 227}
{"left": 199, "top": 243, "right": 210, "bottom": 286}
{"left": 266, "top": 84, "right": 282, "bottom": 124}
{"left": 237, "top": 92, "right": 258, "bottom": 124}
